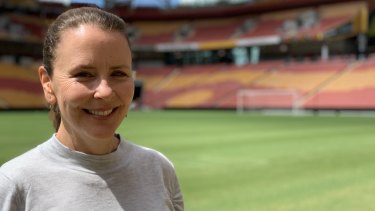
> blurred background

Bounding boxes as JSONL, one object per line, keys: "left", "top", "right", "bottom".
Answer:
{"left": 2, "top": 1, "right": 375, "bottom": 210}
{"left": 0, "top": 0, "right": 374, "bottom": 112}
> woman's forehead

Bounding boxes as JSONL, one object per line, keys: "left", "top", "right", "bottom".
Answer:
{"left": 57, "top": 24, "right": 130, "bottom": 54}
{"left": 60, "top": 24, "right": 126, "bottom": 42}
{"left": 54, "top": 25, "right": 131, "bottom": 70}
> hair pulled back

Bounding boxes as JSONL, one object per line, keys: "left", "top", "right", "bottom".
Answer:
{"left": 43, "top": 7, "right": 130, "bottom": 131}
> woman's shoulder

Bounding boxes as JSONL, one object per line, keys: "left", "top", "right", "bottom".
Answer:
{"left": 122, "top": 138, "right": 175, "bottom": 170}
{"left": 0, "top": 143, "right": 45, "bottom": 180}
{"left": 121, "top": 139, "right": 181, "bottom": 188}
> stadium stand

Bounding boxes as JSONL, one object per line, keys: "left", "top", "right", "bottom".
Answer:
{"left": 5, "top": 13, "right": 47, "bottom": 40}
{"left": 3, "top": 0, "right": 40, "bottom": 9}
{"left": 139, "top": 64, "right": 220, "bottom": 108}
{"left": 136, "top": 66, "right": 175, "bottom": 91}
{"left": 212, "top": 59, "right": 348, "bottom": 109}
{"left": 132, "top": 21, "right": 185, "bottom": 46}
{"left": 240, "top": 18, "right": 284, "bottom": 38}
{"left": 0, "top": 62, "right": 45, "bottom": 108}
{"left": 304, "top": 55, "right": 375, "bottom": 109}
{"left": 183, "top": 17, "right": 244, "bottom": 42}
{"left": 0, "top": 0, "right": 374, "bottom": 111}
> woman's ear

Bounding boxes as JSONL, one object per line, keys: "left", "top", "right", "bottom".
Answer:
{"left": 38, "top": 66, "right": 57, "bottom": 105}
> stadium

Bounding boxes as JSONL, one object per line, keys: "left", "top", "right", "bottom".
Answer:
{"left": 1, "top": 0, "right": 375, "bottom": 210}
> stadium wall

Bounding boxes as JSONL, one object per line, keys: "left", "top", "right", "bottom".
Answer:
{"left": 0, "top": 0, "right": 374, "bottom": 111}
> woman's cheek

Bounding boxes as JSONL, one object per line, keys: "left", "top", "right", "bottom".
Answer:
{"left": 124, "top": 81, "right": 135, "bottom": 102}
{"left": 58, "top": 81, "right": 92, "bottom": 103}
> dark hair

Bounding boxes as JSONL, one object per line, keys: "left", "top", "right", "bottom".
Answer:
{"left": 43, "top": 7, "right": 130, "bottom": 131}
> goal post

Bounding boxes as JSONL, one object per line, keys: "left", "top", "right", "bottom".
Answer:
{"left": 236, "top": 89, "right": 302, "bottom": 114}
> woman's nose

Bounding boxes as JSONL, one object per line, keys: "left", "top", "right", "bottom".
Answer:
{"left": 94, "top": 79, "right": 114, "bottom": 99}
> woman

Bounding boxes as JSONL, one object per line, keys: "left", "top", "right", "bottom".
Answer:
{"left": 0, "top": 7, "right": 183, "bottom": 211}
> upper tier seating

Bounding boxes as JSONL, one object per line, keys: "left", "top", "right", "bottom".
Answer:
{"left": 132, "top": 21, "right": 185, "bottom": 45}
{"left": 183, "top": 17, "right": 244, "bottom": 42}
{"left": 240, "top": 19, "right": 284, "bottom": 38}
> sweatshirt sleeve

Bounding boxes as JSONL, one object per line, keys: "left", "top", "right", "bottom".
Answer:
{"left": 159, "top": 156, "right": 184, "bottom": 211}
{"left": 0, "top": 172, "right": 21, "bottom": 211}
{"left": 170, "top": 171, "right": 184, "bottom": 211}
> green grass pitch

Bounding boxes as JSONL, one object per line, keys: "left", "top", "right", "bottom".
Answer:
{"left": 1, "top": 110, "right": 375, "bottom": 210}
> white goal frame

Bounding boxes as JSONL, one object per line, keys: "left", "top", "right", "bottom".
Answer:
{"left": 236, "top": 89, "right": 302, "bottom": 114}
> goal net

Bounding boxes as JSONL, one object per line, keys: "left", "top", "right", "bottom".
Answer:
{"left": 236, "top": 89, "right": 302, "bottom": 114}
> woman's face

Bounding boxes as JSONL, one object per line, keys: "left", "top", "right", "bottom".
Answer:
{"left": 42, "top": 24, "right": 134, "bottom": 141}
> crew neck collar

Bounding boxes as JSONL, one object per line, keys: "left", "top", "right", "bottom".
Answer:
{"left": 41, "top": 134, "right": 131, "bottom": 172}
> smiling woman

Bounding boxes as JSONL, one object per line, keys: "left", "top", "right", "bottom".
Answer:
{"left": 41, "top": 23, "right": 134, "bottom": 154}
{"left": 0, "top": 7, "right": 183, "bottom": 211}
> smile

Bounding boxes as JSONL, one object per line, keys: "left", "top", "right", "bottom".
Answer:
{"left": 84, "top": 108, "right": 116, "bottom": 116}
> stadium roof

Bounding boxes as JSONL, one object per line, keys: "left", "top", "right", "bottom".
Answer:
{"left": 38, "top": 0, "right": 251, "bottom": 9}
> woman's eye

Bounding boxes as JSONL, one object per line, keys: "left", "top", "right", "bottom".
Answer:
{"left": 74, "top": 71, "right": 94, "bottom": 78}
{"left": 112, "top": 70, "right": 128, "bottom": 77}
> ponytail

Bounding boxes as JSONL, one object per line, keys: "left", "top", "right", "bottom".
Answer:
{"left": 49, "top": 103, "right": 61, "bottom": 132}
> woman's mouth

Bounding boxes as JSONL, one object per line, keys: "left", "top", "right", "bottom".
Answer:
{"left": 83, "top": 108, "right": 117, "bottom": 116}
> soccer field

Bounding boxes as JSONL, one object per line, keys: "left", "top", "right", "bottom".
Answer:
{"left": 1, "top": 110, "right": 375, "bottom": 210}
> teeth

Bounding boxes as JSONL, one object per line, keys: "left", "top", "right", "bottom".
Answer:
{"left": 88, "top": 109, "right": 113, "bottom": 116}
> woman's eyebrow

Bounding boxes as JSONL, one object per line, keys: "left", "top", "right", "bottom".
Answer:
{"left": 73, "top": 64, "right": 96, "bottom": 70}
{"left": 110, "top": 65, "right": 131, "bottom": 70}
{"left": 71, "top": 64, "right": 132, "bottom": 71}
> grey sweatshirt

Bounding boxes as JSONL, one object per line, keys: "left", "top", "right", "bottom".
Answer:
{"left": 0, "top": 135, "right": 184, "bottom": 211}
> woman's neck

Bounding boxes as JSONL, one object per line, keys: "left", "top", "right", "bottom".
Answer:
{"left": 56, "top": 125, "right": 120, "bottom": 155}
